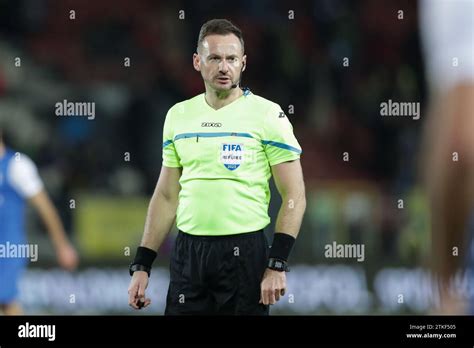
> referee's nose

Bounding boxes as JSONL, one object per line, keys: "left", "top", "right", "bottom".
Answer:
{"left": 218, "top": 60, "right": 229, "bottom": 75}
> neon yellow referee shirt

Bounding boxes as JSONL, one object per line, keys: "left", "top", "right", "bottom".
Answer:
{"left": 162, "top": 89, "right": 302, "bottom": 236}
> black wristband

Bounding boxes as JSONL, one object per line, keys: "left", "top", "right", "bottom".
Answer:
{"left": 269, "top": 233, "right": 296, "bottom": 262}
{"left": 133, "top": 246, "right": 157, "bottom": 268}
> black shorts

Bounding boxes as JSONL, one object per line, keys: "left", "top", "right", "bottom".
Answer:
{"left": 165, "top": 230, "right": 270, "bottom": 315}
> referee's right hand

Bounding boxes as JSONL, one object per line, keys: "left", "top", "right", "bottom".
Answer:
{"left": 128, "top": 271, "right": 151, "bottom": 310}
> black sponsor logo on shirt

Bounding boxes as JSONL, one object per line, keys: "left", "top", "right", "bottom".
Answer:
{"left": 201, "top": 122, "right": 222, "bottom": 127}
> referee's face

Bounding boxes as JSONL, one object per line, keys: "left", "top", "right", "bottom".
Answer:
{"left": 194, "top": 34, "right": 246, "bottom": 92}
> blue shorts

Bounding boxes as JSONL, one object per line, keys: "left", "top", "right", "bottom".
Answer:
{"left": 0, "top": 258, "right": 26, "bottom": 304}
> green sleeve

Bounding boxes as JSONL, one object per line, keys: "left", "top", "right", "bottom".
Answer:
{"left": 263, "top": 104, "right": 302, "bottom": 166}
{"left": 162, "top": 108, "right": 182, "bottom": 168}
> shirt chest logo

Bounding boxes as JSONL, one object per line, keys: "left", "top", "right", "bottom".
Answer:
{"left": 201, "top": 122, "right": 222, "bottom": 127}
{"left": 221, "top": 143, "right": 244, "bottom": 171}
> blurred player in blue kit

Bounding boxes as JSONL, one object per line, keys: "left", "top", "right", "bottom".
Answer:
{"left": 0, "top": 127, "right": 79, "bottom": 315}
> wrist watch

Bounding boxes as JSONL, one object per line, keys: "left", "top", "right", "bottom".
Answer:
{"left": 267, "top": 258, "right": 290, "bottom": 272}
{"left": 129, "top": 263, "right": 151, "bottom": 277}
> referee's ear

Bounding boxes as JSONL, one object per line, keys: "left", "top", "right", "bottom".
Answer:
{"left": 193, "top": 53, "right": 201, "bottom": 72}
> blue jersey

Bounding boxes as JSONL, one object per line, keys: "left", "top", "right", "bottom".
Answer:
{"left": 0, "top": 148, "right": 30, "bottom": 303}
{"left": 0, "top": 148, "right": 27, "bottom": 246}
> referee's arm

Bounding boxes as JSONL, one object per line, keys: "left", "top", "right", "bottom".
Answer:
{"left": 272, "top": 159, "right": 306, "bottom": 239}
{"left": 260, "top": 159, "right": 306, "bottom": 305}
{"left": 128, "top": 165, "right": 181, "bottom": 309}
{"left": 140, "top": 166, "right": 181, "bottom": 251}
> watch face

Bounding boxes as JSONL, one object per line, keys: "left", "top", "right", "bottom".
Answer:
{"left": 268, "top": 258, "right": 287, "bottom": 271}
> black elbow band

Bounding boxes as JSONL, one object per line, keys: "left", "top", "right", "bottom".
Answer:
{"left": 269, "top": 233, "right": 296, "bottom": 262}
{"left": 133, "top": 246, "right": 157, "bottom": 268}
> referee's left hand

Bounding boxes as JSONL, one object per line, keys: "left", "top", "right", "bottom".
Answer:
{"left": 259, "top": 268, "right": 286, "bottom": 305}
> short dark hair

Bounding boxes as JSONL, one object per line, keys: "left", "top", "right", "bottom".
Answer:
{"left": 197, "top": 19, "right": 244, "bottom": 53}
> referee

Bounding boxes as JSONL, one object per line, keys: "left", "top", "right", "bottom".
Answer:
{"left": 128, "top": 19, "right": 306, "bottom": 315}
{"left": 420, "top": 0, "right": 474, "bottom": 314}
